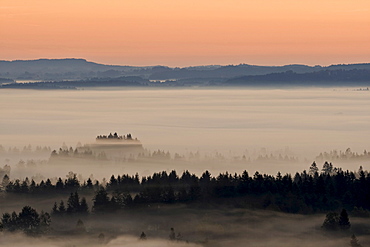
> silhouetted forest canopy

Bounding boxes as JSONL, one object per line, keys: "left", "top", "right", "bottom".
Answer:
{"left": 2, "top": 163, "right": 370, "bottom": 215}
{"left": 1, "top": 206, "right": 51, "bottom": 235}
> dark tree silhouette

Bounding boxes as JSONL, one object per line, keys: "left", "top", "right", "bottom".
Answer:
{"left": 52, "top": 202, "right": 58, "bottom": 215}
{"left": 309, "top": 161, "right": 319, "bottom": 176}
{"left": 1, "top": 213, "right": 13, "bottom": 231}
{"left": 322, "top": 209, "right": 351, "bottom": 231}
{"left": 39, "top": 211, "right": 51, "bottom": 233}
{"left": 140, "top": 231, "right": 147, "bottom": 240}
{"left": 338, "top": 209, "right": 351, "bottom": 230}
{"left": 58, "top": 200, "right": 66, "bottom": 214}
{"left": 67, "top": 192, "right": 80, "bottom": 213}
{"left": 18, "top": 206, "right": 40, "bottom": 234}
{"left": 1, "top": 206, "right": 49, "bottom": 235}
{"left": 85, "top": 178, "right": 93, "bottom": 189}
{"left": 55, "top": 178, "right": 64, "bottom": 190}
{"left": 79, "top": 197, "right": 89, "bottom": 214}
{"left": 93, "top": 187, "right": 111, "bottom": 212}
{"left": 2, "top": 174, "right": 10, "bottom": 187}
{"left": 4, "top": 164, "right": 370, "bottom": 215}
{"left": 322, "top": 212, "right": 339, "bottom": 231}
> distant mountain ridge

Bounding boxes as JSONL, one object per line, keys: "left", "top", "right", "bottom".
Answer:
{"left": 1, "top": 58, "right": 370, "bottom": 81}
{"left": 0, "top": 59, "right": 141, "bottom": 80}
{"left": 2, "top": 69, "right": 370, "bottom": 89}
{"left": 225, "top": 69, "right": 370, "bottom": 87}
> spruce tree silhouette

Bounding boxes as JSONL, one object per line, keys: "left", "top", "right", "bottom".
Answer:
{"left": 339, "top": 209, "right": 351, "bottom": 230}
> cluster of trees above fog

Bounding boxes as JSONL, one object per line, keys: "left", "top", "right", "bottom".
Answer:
{"left": 316, "top": 148, "right": 370, "bottom": 162}
{"left": 50, "top": 145, "right": 299, "bottom": 164}
{"left": 4, "top": 144, "right": 368, "bottom": 166}
{"left": 0, "top": 144, "right": 51, "bottom": 154}
{"left": 2, "top": 162, "right": 370, "bottom": 214}
{"left": 0, "top": 206, "right": 51, "bottom": 235}
{"left": 50, "top": 147, "right": 172, "bottom": 162}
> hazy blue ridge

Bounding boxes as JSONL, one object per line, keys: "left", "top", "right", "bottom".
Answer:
{"left": 0, "top": 76, "right": 149, "bottom": 89}
{"left": 0, "top": 78, "right": 14, "bottom": 85}
{"left": 225, "top": 69, "right": 370, "bottom": 87}
{"left": 1, "top": 58, "right": 370, "bottom": 82}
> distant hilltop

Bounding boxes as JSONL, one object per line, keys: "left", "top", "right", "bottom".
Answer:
{"left": 96, "top": 132, "right": 140, "bottom": 143}
{"left": 49, "top": 132, "right": 143, "bottom": 162}
{"left": 1, "top": 58, "right": 370, "bottom": 81}
{"left": 1, "top": 58, "right": 370, "bottom": 88}
{"left": 86, "top": 131, "right": 142, "bottom": 156}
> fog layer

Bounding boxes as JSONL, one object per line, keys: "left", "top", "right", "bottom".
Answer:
{"left": 1, "top": 88, "right": 369, "bottom": 175}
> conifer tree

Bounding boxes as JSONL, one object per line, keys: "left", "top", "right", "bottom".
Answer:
{"left": 52, "top": 202, "right": 59, "bottom": 214}
{"left": 79, "top": 197, "right": 89, "bottom": 214}
{"left": 322, "top": 212, "right": 339, "bottom": 230}
{"left": 339, "top": 209, "right": 351, "bottom": 230}
{"left": 58, "top": 200, "right": 66, "bottom": 214}
{"left": 93, "top": 187, "right": 110, "bottom": 212}
{"left": 67, "top": 192, "right": 80, "bottom": 213}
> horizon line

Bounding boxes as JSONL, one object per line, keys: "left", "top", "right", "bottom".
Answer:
{"left": 1, "top": 57, "right": 370, "bottom": 69}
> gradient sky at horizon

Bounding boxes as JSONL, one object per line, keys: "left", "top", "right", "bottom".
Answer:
{"left": 1, "top": 0, "right": 369, "bottom": 67}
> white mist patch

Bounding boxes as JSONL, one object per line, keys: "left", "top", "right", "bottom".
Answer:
{"left": 107, "top": 236, "right": 201, "bottom": 247}
{"left": 0, "top": 233, "right": 59, "bottom": 247}
{"left": 0, "top": 233, "right": 202, "bottom": 247}
{"left": 0, "top": 88, "right": 370, "bottom": 175}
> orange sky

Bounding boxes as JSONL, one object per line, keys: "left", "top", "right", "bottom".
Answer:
{"left": 1, "top": 0, "right": 369, "bottom": 66}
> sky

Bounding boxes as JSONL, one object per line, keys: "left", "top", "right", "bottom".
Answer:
{"left": 1, "top": 0, "right": 369, "bottom": 67}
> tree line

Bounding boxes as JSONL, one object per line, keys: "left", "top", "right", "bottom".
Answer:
{"left": 0, "top": 206, "right": 51, "bottom": 235}
{"left": 2, "top": 162, "right": 370, "bottom": 214}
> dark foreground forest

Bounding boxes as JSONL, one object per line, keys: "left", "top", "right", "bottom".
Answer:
{"left": 2, "top": 161, "right": 370, "bottom": 213}
{"left": 1, "top": 162, "right": 370, "bottom": 246}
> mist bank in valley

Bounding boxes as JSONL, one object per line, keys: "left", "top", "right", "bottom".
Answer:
{"left": 2, "top": 140, "right": 369, "bottom": 182}
{"left": 1, "top": 205, "right": 368, "bottom": 247}
{"left": 1, "top": 165, "right": 370, "bottom": 247}
{"left": 1, "top": 88, "right": 369, "bottom": 163}
{"left": 2, "top": 145, "right": 370, "bottom": 246}
{"left": 2, "top": 207, "right": 367, "bottom": 247}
